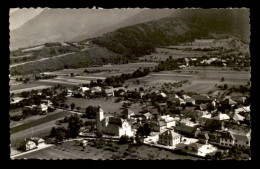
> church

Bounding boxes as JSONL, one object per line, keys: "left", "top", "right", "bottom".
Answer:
{"left": 96, "top": 105, "right": 134, "bottom": 137}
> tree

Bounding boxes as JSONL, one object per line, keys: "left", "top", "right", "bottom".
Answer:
{"left": 95, "top": 131, "right": 103, "bottom": 138}
{"left": 70, "top": 103, "right": 75, "bottom": 110}
{"left": 223, "top": 84, "right": 228, "bottom": 90}
{"left": 68, "top": 115, "right": 83, "bottom": 137}
{"left": 76, "top": 106, "right": 81, "bottom": 112}
{"left": 55, "top": 128, "right": 66, "bottom": 143}
{"left": 143, "top": 123, "right": 151, "bottom": 137}
{"left": 118, "top": 135, "right": 130, "bottom": 144}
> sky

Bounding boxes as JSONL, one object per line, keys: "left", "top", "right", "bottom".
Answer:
{"left": 9, "top": 8, "right": 44, "bottom": 31}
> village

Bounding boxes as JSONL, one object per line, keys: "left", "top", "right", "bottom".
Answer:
{"left": 9, "top": 37, "right": 251, "bottom": 160}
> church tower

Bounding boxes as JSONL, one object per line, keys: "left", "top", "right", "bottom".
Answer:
{"left": 96, "top": 105, "right": 104, "bottom": 132}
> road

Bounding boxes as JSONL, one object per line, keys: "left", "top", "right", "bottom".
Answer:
{"left": 10, "top": 52, "right": 76, "bottom": 68}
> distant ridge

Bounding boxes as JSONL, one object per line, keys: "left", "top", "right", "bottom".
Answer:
{"left": 10, "top": 8, "right": 143, "bottom": 50}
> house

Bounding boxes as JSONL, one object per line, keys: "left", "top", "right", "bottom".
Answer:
{"left": 105, "top": 88, "right": 114, "bottom": 97}
{"left": 26, "top": 140, "right": 37, "bottom": 151}
{"left": 36, "top": 104, "right": 48, "bottom": 114}
{"left": 30, "top": 137, "right": 45, "bottom": 145}
{"left": 231, "top": 113, "right": 245, "bottom": 122}
{"left": 221, "top": 98, "right": 237, "bottom": 106}
{"left": 150, "top": 120, "right": 167, "bottom": 133}
{"left": 234, "top": 106, "right": 250, "bottom": 114}
{"left": 191, "top": 95, "right": 213, "bottom": 104}
{"left": 66, "top": 89, "right": 73, "bottom": 97}
{"left": 174, "top": 124, "right": 198, "bottom": 137}
{"left": 219, "top": 131, "right": 250, "bottom": 148}
{"left": 142, "top": 112, "right": 153, "bottom": 120}
{"left": 91, "top": 86, "right": 102, "bottom": 93}
{"left": 185, "top": 97, "right": 196, "bottom": 106}
{"left": 201, "top": 118, "right": 223, "bottom": 131}
{"left": 158, "top": 92, "right": 167, "bottom": 98}
{"left": 77, "top": 87, "right": 90, "bottom": 96}
{"left": 212, "top": 112, "right": 230, "bottom": 121}
{"left": 80, "top": 140, "right": 88, "bottom": 146}
{"left": 41, "top": 100, "right": 52, "bottom": 106}
{"left": 179, "top": 118, "right": 198, "bottom": 127}
{"left": 230, "top": 96, "right": 247, "bottom": 104}
{"left": 96, "top": 106, "right": 134, "bottom": 137}
{"left": 158, "top": 130, "right": 181, "bottom": 146}
{"left": 121, "top": 109, "right": 135, "bottom": 119}
{"left": 159, "top": 115, "right": 178, "bottom": 128}
{"left": 184, "top": 142, "right": 217, "bottom": 157}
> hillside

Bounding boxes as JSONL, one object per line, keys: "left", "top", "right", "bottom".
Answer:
{"left": 10, "top": 8, "right": 143, "bottom": 50}
{"left": 10, "top": 47, "right": 124, "bottom": 75}
{"left": 72, "top": 8, "right": 176, "bottom": 41}
{"left": 90, "top": 9, "right": 250, "bottom": 59}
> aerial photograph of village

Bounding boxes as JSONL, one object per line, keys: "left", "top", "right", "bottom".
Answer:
{"left": 9, "top": 8, "right": 251, "bottom": 160}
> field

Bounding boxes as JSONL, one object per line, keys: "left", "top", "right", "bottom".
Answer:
{"left": 10, "top": 62, "right": 158, "bottom": 91}
{"left": 10, "top": 110, "right": 72, "bottom": 134}
{"left": 10, "top": 85, "right": 52, "bottom": 94}
{"left": 65, "top": 97, "right": 143, "bottom": 115}
{"left": 125, "top": 66, "right": 250, "bottom": 94}
{"left": 10, "top": 111, "right": 72, "bottom": 148}
{"left": 139, "top": 47, "right": 209, "bottom": 61}
{"left": 10, "top": 109, "right": 64, "bottom": 128}
{"left": 16, "top": 140, "right": 200, "bottom": 160}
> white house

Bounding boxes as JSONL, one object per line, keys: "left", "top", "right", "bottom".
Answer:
{"left": 219, "top": 131, "right": 250, "bottom": 148}
{"left": 158, "top": 130, "right": 181, "bottom": 146}
{"left": 91, "top": 86, "right": 102, "bottom": 93}
{"left": 26, "top": 140, "right": 37, "bottom": 151}
{"left": 37, "top": 104, "right": 48, "bottom": 114}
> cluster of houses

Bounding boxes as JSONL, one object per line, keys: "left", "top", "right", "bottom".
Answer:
{"left": 72, "top": 85, "right": 114, "bottom": 97}
{"left": 91, "top": 89, "right": 250, "bottom": 157}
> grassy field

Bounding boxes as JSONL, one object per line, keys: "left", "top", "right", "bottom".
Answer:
{"left": 10, "top": 85, "right": 52, "bottom": 94}
{"left": 124, "top": 66, "right": 250, "bottom": 94}
{"left": 10, "top": 109, "right": 64, "bottom": 128}
{"left": 10, "top": 111, "right": 71, "bottom": 134}
{"left": 16, "top": 140, "right": 200, "bottom": 160}
{"left": 139, "top": 47, "right": 208, "bottom": 61}
{"left": 65, "top": 97, "right": 143, "bottom": 115}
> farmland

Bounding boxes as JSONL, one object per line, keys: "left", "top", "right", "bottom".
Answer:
{"left": 139, "top": 47, "right": 208, "bottom": 61}
{"left": 124, "top": 66, "right": 250, "bottom": 94}
{"left": 15, "top": 140, "right": 200, "bottom": 160}
{"left": 10, "top": 113, "right": 70, "bottom": 148}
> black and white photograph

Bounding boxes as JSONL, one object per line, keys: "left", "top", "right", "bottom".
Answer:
{"left": 9, "top": 8, "right": 251, "bottom": 160}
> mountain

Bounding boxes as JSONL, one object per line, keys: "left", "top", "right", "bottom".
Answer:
{"left": 91, "top": 9, "right": 250, "bottom": 59}
{"left": 9, "top": 8, "right": 43, "bottom": 31}
{"left": 171, "top": 8, "right": 250, "bottom": 43}
{"left": 10, "top": 8, "right": 143, "bottom": 50}
{"left": 71, "top": 8, "right": 177, "bottom": 41}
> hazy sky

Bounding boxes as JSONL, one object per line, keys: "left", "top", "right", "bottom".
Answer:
{"left": 9, "top": 8, "right": 44, "bottom": 31}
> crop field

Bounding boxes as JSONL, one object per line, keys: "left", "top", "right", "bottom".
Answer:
{"left": 10, "top": 109, "right": 64, "bottom": 128}
{"left": 10, "top": 85, "right": 53, "bottom": 94}
{"left": 139, "top": 47, "right": 209, "bottom": 61}
{"left": 125, "top": 66, "right": 250, "bottom": 94}
{"left": 10, "top": 112, "right": 71, "bottom": 148}
{"left": 16, "top": 140, "right": 200, "bottom": 160}
{"left": 10, "top": 111, "right": 72, "bottom": 134}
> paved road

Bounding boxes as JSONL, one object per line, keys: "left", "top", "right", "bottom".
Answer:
{"left": 10, "top": 52, "right": 76, "bottom": 68}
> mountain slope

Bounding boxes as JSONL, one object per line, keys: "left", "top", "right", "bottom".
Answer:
{"left": 72, "top": 8, "right": 177, "bottom": 41}
{"left": 10, "top": 8, "right": 143, "bottom": 50}
{"left": 90, "top": 9, "right": 250, "bottom": 59}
